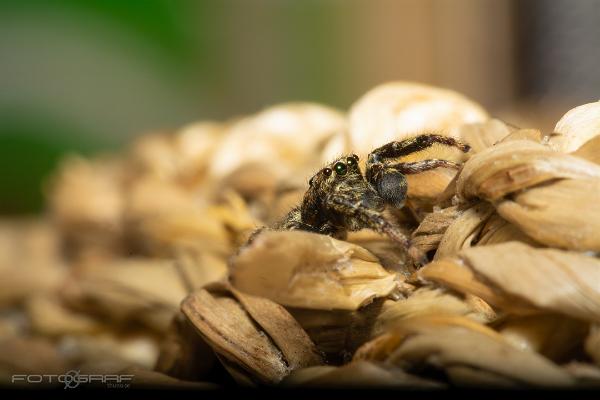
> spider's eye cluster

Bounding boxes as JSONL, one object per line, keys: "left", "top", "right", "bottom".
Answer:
{"left": 334, "top": 162, "right": 347, "bottom": 176}
{"left": 317, "top": 154, "right": 359, "bottom": 182}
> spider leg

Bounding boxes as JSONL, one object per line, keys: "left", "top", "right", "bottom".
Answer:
{"left": 389, "top": 159, "right": 462, "bottom": 175}
{"left": 326, "top": 193, "right": 410, "bottom": 248}
{"left": 327, "top": 193, "right": 428, "bottom": 266}
{"left": 368, "top": 159, "right": 458, "bottom": 209}
{"left": 370, "top": 167, "right": 408, "bottom": 209}
{"left": 276, "top": 206, "right": 347, "bottom": 239}
{"left": 368, "top": 134, "right": 470, "bottom": 164}
{"left": 318, "top": 222, "right": 347, "bottom": 239}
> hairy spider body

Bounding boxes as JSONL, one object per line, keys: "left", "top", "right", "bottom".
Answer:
{"left": 276, "top": 154, "right": 410, "bottom": 247}
{"left": 273, "top": 134, "right": 471, "bottom": 264}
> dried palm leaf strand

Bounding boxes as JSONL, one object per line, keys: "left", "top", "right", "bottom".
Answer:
{"left": 457, "top": 140, "right": 600, "bottom": 202}
{"left": 282, "top": 360, "right": 443, "bottom": 388}
{"left": 230, "top": 230, "right": 399, "bottom": 310}
{"left": 586, "top": 324, "right": 600, "bottom": 366}
{"left": 456, "top": 140, "right": 600, "bottom": 250}
{"left": 420, "top": 242, "right": 600, "bottom": 323}
{"left": 410, "top": 206, "right": 461, "bottom": 255}
{"left": 497, "top": 314, "right": 588, "bottom": 362}
{"left": 354, "top": 314, "right": 575, "bottom": 387}
{"left": 181, "top": 284, "right": 322, "bottom": 385}
{"left": 372, "top": 288, "right": 496, "bottom": 337}
{"left": 496, "top": 178, "right": 600, "bottom": 251}
{"left": 435, "top": 202, "right": 495, "bottom": 259}
{"left": 550, "top": 101, "right": 600, "bottom": 153}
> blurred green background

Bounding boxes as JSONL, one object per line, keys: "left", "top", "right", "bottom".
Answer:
{"left": 1, "top": 0, "right": 599, "bottom": 213}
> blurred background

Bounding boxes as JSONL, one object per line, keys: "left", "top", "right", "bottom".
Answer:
{"left": 1, "top": 0, "right": 599, "bottom": 214}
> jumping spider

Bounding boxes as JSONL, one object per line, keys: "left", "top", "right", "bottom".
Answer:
{"left": 274, "top": 134, "right": 470, "bottom": 264}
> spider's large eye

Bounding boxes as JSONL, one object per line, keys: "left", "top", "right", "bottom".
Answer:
{"left": 334, "top": 162, "right": 347, "bottom": 176}
{"left": 347, "top": 154, "right": 358, "bottom": 166}
{"left": 308, "top": 177, "right": 314, "bottom": 186}
{"left": 323, "top": 168, "right": 332, "bottom": 177}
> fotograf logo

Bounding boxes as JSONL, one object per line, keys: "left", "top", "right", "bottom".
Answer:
{"left": 11, "top": 370, "right": 134, "bottom": 389}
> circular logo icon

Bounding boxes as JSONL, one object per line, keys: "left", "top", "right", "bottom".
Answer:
{"left": 62, "top": 370, "right": 80, "bottom": 389}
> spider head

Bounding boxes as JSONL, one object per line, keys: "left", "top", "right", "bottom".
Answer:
{"left": 307, "top": 154, "right": 362, "bottom": 194}
{"left": 301, "top": 154, "right": 365, "bottom": 225}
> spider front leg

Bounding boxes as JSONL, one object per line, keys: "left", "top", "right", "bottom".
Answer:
{"left": 368, "top": 134, "right": 470, "bottom": 164}
{"left": 326, "top": 192, "right": 410, "bottom": 248}
{"left": 391, "top": 159, "right": 462, "bottom": 174}
{"left": 367, "top": 159, "right": 462, "bottom": 209}
{"left": 327, "top": 193, "right": 428, "bottom": 266}
{"left": 366, "top": 164, "right": 408, "bottom": 210}
{"left": 366, "top": 135, "right": 470, "bottom": 208}
{"left": 274, "top": 207, "right": 314, "bottom": 231}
